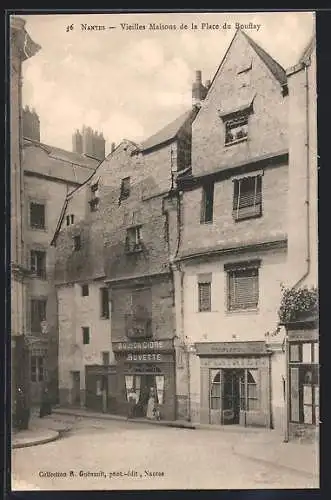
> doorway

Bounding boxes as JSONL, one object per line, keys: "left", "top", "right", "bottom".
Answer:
{"left": 124, "top": 368, "right": 164, "bottom": 418}
{"left": 222, "top": 369, "right": 244, "bottom": 424}
{"left": 71, "top": 371, "right": 80, "bottom": 406}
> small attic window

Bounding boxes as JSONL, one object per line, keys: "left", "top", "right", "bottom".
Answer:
{"left": 237, "top": 61, "right": 252, "bottom": 75}
{"left": 66, "top": 214, "right": 75, "bottom": 226}
{"left": 237, "top": 62, "right": 252, "bottom": 88}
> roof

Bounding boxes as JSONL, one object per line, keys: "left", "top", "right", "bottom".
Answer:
{"left": 241, "top": 31, "right": 287, "bottom": 86}
{"left": 140, "top": 109, "right": 194, "bottom": 152}
{"left": 299, "top": 35, "right": 316, "bottom": 64}
{"left": 23, "top": 138, "right": 99, "bottom": 184}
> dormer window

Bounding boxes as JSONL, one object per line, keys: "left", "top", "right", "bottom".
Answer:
{"left": 125, "top": 225, "right": 143, "bottom": 254}
{"left": 66, "top": 214, "right": 75, "bottom": 226}
{"left": 225, "top": 115, "right": 248, "bottom": 145}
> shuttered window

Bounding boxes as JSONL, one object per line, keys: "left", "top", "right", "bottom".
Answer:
{"left": 233, "top": 175, "right": 262, "bottom": 220}
{"left": 30, "top": 299, "right": 47, "bottom": 333}
{"left": 226, "top": 262, "right": 260, "bottom": 311}
{"left": 200, "top": 183, "right": 214, "bottom": 224}
{"left": 198, "top": 282, "right": 211, "bottom": 312}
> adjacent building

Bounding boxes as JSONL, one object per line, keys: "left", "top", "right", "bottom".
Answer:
{"left": 52, "top": 110, "right": 196, "bottom": 419}
{"left": 22, "top": 111, "right": 102, "bottom": 404}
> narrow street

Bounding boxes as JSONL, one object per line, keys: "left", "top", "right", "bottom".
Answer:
{"left": 12, "top": 415, "right": 318, "bottom": 490}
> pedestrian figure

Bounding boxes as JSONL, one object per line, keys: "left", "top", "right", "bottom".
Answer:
{"left": 15, "top": 386, "right": 29, "bottom": 429}
{"left": 127, "top": 389, "right": 138, "bottom": 420}
{"left": 39, "top": 384, "right": 52, "bottom": 418}
{"left": 146, "top": 387, "right": 156, "bottom": 420}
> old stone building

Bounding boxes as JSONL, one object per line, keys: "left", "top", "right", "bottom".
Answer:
{"left": 172, "top": 29, "right": 316, "bottom": 431}
{"left": 10, "top": 16, "right": 40, "bottom": 426}
{"left": 52, "top": 110, "right": 196, "bottom": 418}
{"left": 22, "top": 110, "right": 102, "bottom": 404}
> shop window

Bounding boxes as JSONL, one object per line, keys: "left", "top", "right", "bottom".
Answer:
{"left": 31, "top": 355, "right": 45, "bottom": 382}
{"left": 82, "top": 327, "right": 90, "bottom": 345}
{"left": 289, "top": 341, "right": 319, "bottom": 425}
{"left": 240, "top": 369, "right": 259, "bottom": 411}
{"left": 225, "top": 261, "right": 260, "bottom": 311}
{"left": 125, "top": 226, "right": 143, "bottom": 253}
{"left": 232, "top": 175, "right": 262, "bottom": 221}
{"left": 81, "top": 284, "right": 89, "bottom": 297}
{"left": 30, "top": 299, "right": 47, "bottom": 334}
{"left": 30, "top": 202, "right": 45, "bottom": 229}
{"left": 73, "top": 235, "right": 81, "bottom": 251}
{"left": 100, "top": 287, "right": 110, "bottom": 319}
{"left": 210, "top": 370, "right": 221, "bottom": 409}
{"left": 30, "top": 250, "right": 46, "bottom": 279}
{"left": 200, "top": 182, "right": 214, "bottom": 224}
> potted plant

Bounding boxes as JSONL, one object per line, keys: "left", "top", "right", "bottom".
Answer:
{"left": 278, "top": 285, "right": 318, "bottom": 324}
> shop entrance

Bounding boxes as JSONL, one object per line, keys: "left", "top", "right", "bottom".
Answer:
{"left": 124, "top": 366, "right": 165, "bottom": 419}
{"left": 222, "top": 369, "right": 244, "bottom": 424}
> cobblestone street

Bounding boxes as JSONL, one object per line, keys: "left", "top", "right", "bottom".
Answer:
{"left": 11, "top": 415, "right": 319, "bottom": 491}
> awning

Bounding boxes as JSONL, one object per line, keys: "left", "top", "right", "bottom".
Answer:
{"left": 231, "top": 169, "right": 264, "bottom": 181}
{"left": 218, "top": 94, "right": 256, "bottom": 120}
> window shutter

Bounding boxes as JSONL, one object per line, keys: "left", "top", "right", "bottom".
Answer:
{"left": 198, "top": 282, "right": 211, "bottom": 312}
{"left": 228, "top": 269, "right": 259, "bottom": 310}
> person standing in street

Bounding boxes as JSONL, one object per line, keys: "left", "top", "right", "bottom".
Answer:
{"left": 127, "top": 389, "right": 138, "bottom": 420}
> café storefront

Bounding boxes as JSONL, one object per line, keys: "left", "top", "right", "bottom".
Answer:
{"left": 112, "top": 339, "right": 176, "bottom": 421}
{"left": 195, "top": 341, "right": 272, "bottom": 428}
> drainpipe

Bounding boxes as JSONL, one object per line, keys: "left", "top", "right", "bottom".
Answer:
{"left": 292, "top": 63, "right": 311, "bottom": 289}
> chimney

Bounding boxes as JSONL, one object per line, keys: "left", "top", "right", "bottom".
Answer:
{"left": 192, "top": 70, "right": 208, "bottom": 107}
{"left": 23, "top": 105, "right": 40, "bottom": 141}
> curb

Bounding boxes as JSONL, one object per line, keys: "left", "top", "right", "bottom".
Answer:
{"left": 12, "top": 430, "right": 60, "bottom": 449}
{"left": 232, "top": 446, "right": 319, "bottom": 479}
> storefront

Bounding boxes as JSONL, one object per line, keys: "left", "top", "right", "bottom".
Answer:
{"left": 195, "top": 341, "right": 272, "bottom": 427}
{"left": 85, "top": 364, "right": 117, "bottom": 413}
{"left": 286, "top": 318, "right": 319, "bottom": 442}
{"left": 112, "top": 339, "right": 176, "bottom": 421}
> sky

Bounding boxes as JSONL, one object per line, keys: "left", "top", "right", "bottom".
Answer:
{"left": 19, "top": 11, "right": 315, "bottom": 155}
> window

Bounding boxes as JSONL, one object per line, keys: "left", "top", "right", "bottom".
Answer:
{"left": 81, "top": 284, "right": 89, "bottom": 297}
{"left": 198, "top": 274, "right": 212, "bottom": 312}
{"left": 30, "top": 250, "right": 46, "bottom": 279}
{"left": 66, "top": 214, "right": 75, "bottom": 226}
{"left": 30, "top": 299, "right": 47, "bottom": 334}
{"left": 120, "top": 177, "right": 131, "bottom": 200}
{"left": 125, "top": 226, "right": 143, "bottom": 253}
{"left": 225, "top": 261, "right": 260, "bottom": 311}
{"left": 200, "top": 183, "right": 214, "bottom": 224}
{"left": 82, "top": 327, "right": 90, "bottom": 345}
{"left": 102, "top": 351, "right": 110, "bottom": 365}
{"left": 100, "top": 287, "right": 110, "bottom": 319}
{"left": 225, "top": 116, "right": 248, "bottom": 145}
{"left": 233, "top": 175, "right": 262, "bottom": 221}
{"left": 89, "top": 180, "right": 100, "bottom": 212}
{"left": 31, "top": 356, "right": 45, "bottom": 382}
{"left": 126, "top": 287, "right": 152, "bottom": 338}
{"left": 210, "top": 370, "right": 221, "bottom": 409}
{"left": 73, "top": 235, "right": 81, "bottom": 251}
{"left": 239, "top": 369, "right": 259, "bottom": 411}
{"left": 30, "top": 202, "right": 45, "bottom": 229}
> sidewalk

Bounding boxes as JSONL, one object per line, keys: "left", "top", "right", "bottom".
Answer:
{"left": 12, "top": 410, "right": 72, "bottom": 449}
{"left": 232, "top": 431, "right": 319, "bottom": 478}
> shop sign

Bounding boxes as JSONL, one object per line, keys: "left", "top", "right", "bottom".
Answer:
{"left": 113, "top": 339, "right": 173, "bottom": 352}
{"left": 201, "top": 356, "right": 268, "bottom": 368}
{"left": 126, "top": 353, "right": 162, "bottom": 362}
{"left": 288, "top": 329, "right": 319, "bottom": 342}
{"left": 195, "top": 341, "right": 269, "bottom": 356}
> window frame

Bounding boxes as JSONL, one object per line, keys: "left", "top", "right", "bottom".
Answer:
{"left": 200, "top": 182, "right": 214, "bottom": 224}
{"left": 29, "top": 201, "right": 46, "bottom": 230}
{"left": 30, "top": 249, "right": 46, "bottom": 279}
{"left": 120, "top": 177, "right": 131, "bottom": 200}
{"left": 73, "top": 235, "right": 82, "bottom": 251}
{"left": 225, "top": 260, "right": 260, "bottom": 312}
{"left": 82, "top": 326, "right": 90, "bottom": 345}
{"left": 232, "top": 175, "right": 262, "bottom": 221}
{"left": 31, "top": 355, "right": 45, "bottom": 383}
{"left": 198, "top": 281, "right": 212, "bottom": 312}
{"left": 125, "top": 225, "right": 143, "bottom": 254}
{"left": 30, "top": 298, "right": 47, "bottom": 334}
{"left": 224, "top": 115, "right": 249, "bottom": 146}
{"left": 100, "top": 287, "right": 110, "bottom": 319}
{"left": 81, "top": 284, "right": 89, "bottom": 297}
{"left": 102, "top": 351, "right": 110, "bottom": 365}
